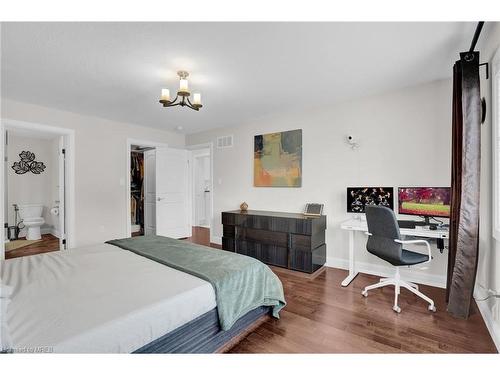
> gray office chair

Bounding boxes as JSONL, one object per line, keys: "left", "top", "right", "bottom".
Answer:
{"left": 362, "top": 205, "right": 436, "bottom": 313}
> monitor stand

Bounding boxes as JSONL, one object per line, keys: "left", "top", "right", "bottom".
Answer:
{"left": 414, "top": 216, "right": 431, "bottom": 227}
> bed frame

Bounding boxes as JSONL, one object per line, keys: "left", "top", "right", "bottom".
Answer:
{"left": 134, "top": 306, "right": 270, "bottom": 353}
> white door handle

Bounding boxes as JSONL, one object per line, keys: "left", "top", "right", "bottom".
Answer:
{"left": 157, "top": 197, "right": 164, "bottom": 201}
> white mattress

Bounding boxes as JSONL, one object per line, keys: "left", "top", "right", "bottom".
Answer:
{"left": 1, "top": 243, "right": 216, "bottom": 353}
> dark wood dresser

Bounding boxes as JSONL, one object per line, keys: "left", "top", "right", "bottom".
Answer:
{"left": 221, "top": 210, "right": 326, "bottom": 273}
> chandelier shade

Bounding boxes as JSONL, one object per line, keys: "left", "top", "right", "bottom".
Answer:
{"left": 159, "top": 70, "right": 202, "bottom": 111}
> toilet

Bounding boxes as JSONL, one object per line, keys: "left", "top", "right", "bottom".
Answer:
{"left": 18, "top": 204, "right": 45, "bottom": 240}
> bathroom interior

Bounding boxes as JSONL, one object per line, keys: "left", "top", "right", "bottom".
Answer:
{"left": 4, "top": 128, "right": 62, "bottom": 259}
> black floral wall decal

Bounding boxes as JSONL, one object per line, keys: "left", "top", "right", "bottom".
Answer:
{"left": 11, "top": 151, "right": 46, "bottom": 175}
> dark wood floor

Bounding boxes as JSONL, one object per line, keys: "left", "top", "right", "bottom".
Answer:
{"left": 5, "top": 234, "right": 60, "bottom": 260}
{"left": 185, "top": 226, "right": 215, "bottom": 247}
{"left": 185, "top": 227, "right": 497, "bottom": 353}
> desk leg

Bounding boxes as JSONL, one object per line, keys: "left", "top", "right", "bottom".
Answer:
{"left": 341, "top": 230, "right": 359, "bottom": 287}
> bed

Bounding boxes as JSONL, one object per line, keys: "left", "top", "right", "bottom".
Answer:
{"left": 0, "top": 236, "right": 285, "bottom": 353}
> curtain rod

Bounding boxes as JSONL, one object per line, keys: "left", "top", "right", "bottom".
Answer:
{"left": 469, "top": 21, "right": 485, "bottom": 53}
{"left": 464, "top": 21, "right": 489, "bottom": 79}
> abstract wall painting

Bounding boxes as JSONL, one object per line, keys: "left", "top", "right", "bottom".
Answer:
{"left": 254, "top": 129, "right": 302, "bottom": 187}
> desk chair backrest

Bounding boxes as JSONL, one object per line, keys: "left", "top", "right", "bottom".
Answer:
{"left": 365, "top": 205, "right": 403, "bottom": 265}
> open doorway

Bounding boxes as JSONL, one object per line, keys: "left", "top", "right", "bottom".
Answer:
{"left": 130, "top": 144, "right": 156, "bottom": 237}
{"left": 2, "top": 124, "right": 70, "bottom": 259}
{"left": 188, "top": 144, "right": 213, "bottom": 246}
{"left": 126, "top": 139, "right": 191, "bottom": 239}
{"left": 193, "top": 149, "right": 211, "bottom": 228}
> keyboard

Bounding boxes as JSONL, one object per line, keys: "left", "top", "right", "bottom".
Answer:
{"left": 397, "top": 220, "right": 416, "bottom": 229}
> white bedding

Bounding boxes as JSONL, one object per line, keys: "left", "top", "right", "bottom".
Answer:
{"left": 1, "top": 243, "right": 216, "bottom": 353}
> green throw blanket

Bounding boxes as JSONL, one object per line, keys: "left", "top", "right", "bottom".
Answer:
{"left": 106, "top": 235, "right": 286, "bottom": 330}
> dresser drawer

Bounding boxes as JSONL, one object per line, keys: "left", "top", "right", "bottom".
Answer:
{"left": 235, "top": 214, "right": 290, "bottom": 233}
{"left": 222, "top": 211, "right": 320, "bottom": 235}
{"left": 236, "top": 240, "right": 288, "bottom": 268}
{"left": 223, "top": 225, "right": 235, "bottom": 238}
{"left": 290, "top": 244, "right": 326, "bottom": 273}
{"left": 236, "top": 227, "right": 287, "bottom": 247}
{"left": 221, "top": 237, "right": 235, "bottom": 252}
{"left": 290, "top": 232, "right": 325, "bottom": 252}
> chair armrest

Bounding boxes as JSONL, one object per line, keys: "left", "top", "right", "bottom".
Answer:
{"left": 394, "top": 239, "right": 432, "bottom": 263}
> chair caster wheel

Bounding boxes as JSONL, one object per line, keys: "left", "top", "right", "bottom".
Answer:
{"left": 393, "top": 306, "right": 401, "bottom": 313}
{"left": 361, "top": 290, "right": 368, "bottom": 297}
{"left": 428, "top": 305, "right": 436, "bottom": 312}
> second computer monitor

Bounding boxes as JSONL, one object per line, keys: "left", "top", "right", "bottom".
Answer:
{"left": 347, "top": 187, "right": 394, "bottom": 213}
{"left": 398, "top": 187, "right": 451, "bottom": 218}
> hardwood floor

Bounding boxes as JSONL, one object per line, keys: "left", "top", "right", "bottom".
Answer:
{"left": 185, "top": 226, "right": 497, "bottom": 353}
{"left": 5, "top": 234, "right": 60, "bottom": 260}
{"left": 185, "top": 226, "right": 221, "bottom": 248}
{"left": 231, "top": 267, "right": 497, "bottom": 353}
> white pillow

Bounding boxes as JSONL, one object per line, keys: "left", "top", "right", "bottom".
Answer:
{"left": 0, "top": 283, "right": 13, "bottom": 352}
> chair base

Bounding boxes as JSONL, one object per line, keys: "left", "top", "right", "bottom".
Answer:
{"left": 361, "top": 268, "right": 436, "bottom": 313}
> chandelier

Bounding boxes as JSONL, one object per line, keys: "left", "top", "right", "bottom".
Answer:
{"left": 159, "top": 70, "right": 202, "bottom": 111}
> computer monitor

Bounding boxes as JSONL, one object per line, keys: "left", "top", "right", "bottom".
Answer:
{"left": 398, "top": 187, "right": 451, "bottom": 225}
{"left": 347, "top": 187, "right": 394, "bottom": 213}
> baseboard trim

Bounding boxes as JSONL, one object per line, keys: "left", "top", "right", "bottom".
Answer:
{"left": 39, "top": 226, "right": 60, "bottom": 238}
{"left": 50, "top": 228, "right": 61, "bottom": 239}
{"left": 326, "top": 256, "right": 446, "bottom": 289}
{"left": 211, "top": 235, "right": 222, "bottom": 245}
{"left": 474, "top": 296, "right": 500, "bottom": 352}
{"left": 40, "top": 227, "right": 51, "bottom": 235}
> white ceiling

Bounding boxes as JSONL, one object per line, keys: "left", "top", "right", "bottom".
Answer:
{"left": 0, "top": 22, "right": 483, "bottom": 134}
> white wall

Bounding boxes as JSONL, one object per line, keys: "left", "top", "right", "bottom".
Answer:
{"left": 187, "top": 79, "right": 452, "bottom": 286}
{"left": 1, "top": 99, "right": 185, "bottom": 247}
{"left": 6, "top": 133, "right": 58, "bottom": 233}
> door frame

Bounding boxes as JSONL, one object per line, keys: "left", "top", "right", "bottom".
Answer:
{"left": 125, "top": 138, "right": 168, "bottom": 237}
{"left": 0, "top": 118, "right": 76, "bottom": 260}
{"left": 192, "top": 150, "right": 210, "bottom": 227}
{"left": 186, "top": 142, "right": 214, "bottom": 243}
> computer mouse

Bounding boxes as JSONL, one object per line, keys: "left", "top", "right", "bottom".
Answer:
{"left": 429, "top": 224, "right": 437, "bottom": 230}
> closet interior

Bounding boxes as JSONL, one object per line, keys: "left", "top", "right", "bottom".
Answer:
{"left": 130, "top": 148, "right": 144, "bottom": 236}
{"left": 130, "top": 145, "right": 156, "bottom": 237}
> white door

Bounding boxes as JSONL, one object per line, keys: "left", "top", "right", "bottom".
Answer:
{"left": 155, "top": 147, "right": 191, "bottom": 239}
{"left": 58, "top": 136, "right": 66, "bottom": 250}
{"left": 144, "top": 150, "right": 156, "bottom": 235}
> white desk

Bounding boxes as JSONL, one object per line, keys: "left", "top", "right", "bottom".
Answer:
{"left": 340, "top": 218, "right": 449, "bottom": 287}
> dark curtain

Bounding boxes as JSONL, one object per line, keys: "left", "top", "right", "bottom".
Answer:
{"left": 446, "top": 51, "right": 481, "bottom": 318}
